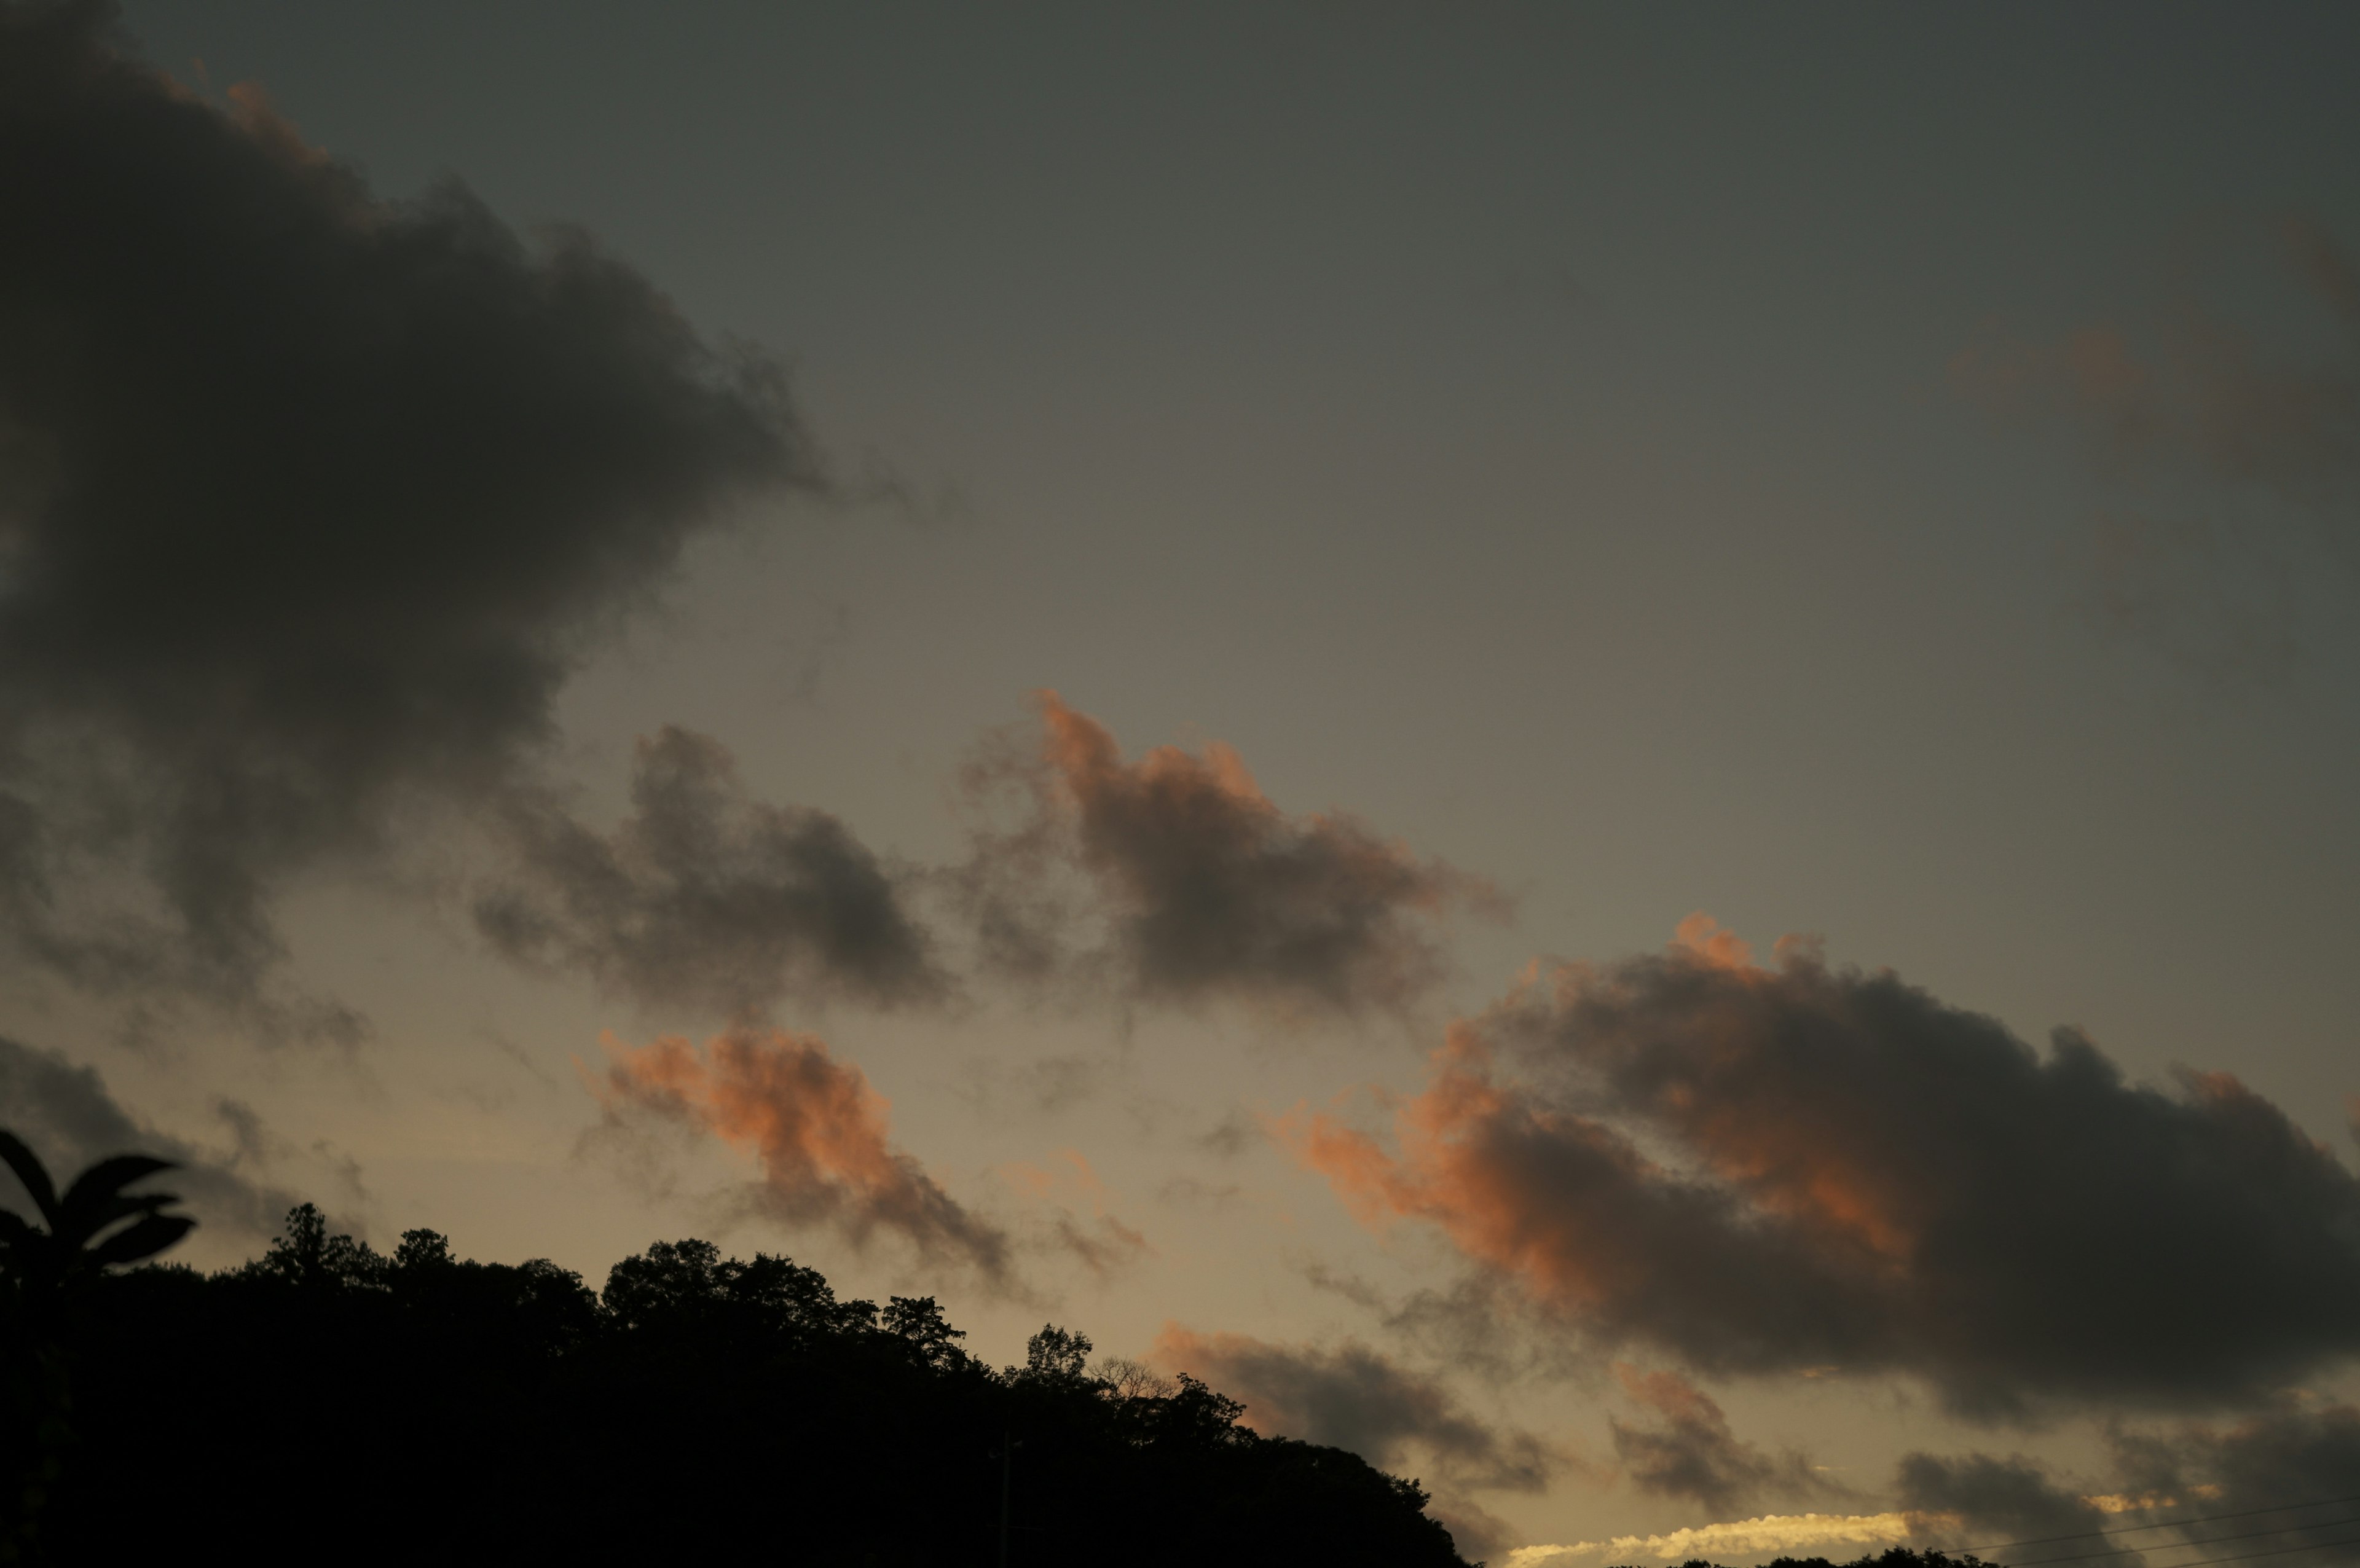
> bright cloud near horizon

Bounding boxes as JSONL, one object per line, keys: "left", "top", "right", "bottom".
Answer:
{"left": 4, "top": 5, "right": 2359, "bottom": 1566}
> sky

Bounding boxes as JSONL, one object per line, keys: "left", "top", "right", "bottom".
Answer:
{"left": 4, "top": 2, "right": 2359, "bottom": 1563}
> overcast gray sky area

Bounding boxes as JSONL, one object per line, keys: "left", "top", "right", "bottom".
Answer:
{"left": 4, "top": 3, "right": 2360, "bottom": 1561}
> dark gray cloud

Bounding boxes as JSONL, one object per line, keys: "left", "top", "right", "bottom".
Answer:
{"left": 1952, "top": 219, "right": 2360, "bottom": 679}
{"left": 1898, "top": 1451, "right": 2118, "bottom": 1558}
{"left": 2107, "top": 1403, "right": 2360, "bottom": 1559}
{"left": 0, "top": 3, "right": 812, "bottom": 1030}
{"left": 1284, "top": 937, "right": 2360, "bottom": 1417}
{"left": 1610, "top": 1363, "right": 1823, "bottom": 1513}
{"left": 1152, "top": 1325, "right": 1557, "bottom": 1493}
{"left": 959, "top": 692, "right": 1503, "bottom": 1017}
{"left": 1903, "top": 1404, "right": 2360, "bottom": 1566}
{"left": 0, "top": 1033, "right": 304, "bottom": 1246}
{"left": 474, "top": 726, "right": 943, "bottom": 1018}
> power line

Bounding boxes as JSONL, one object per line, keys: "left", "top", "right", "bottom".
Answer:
{"left": 1957, "top": 1497, "right": 2360, "bottom": 1556}
{"left": 1991, "top": 1516, "right": 2360, "bottom": 1568}
{"left": 2021, "top": 1534, "right": 2360, "bottom": 1568}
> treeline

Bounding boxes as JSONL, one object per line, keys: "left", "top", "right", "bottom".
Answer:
{"left": 4, "top": 1147, "right": 2015, "bottom": 1568}
{"left": 6, "top": 1186, "right": 1466, "bottom": 1566}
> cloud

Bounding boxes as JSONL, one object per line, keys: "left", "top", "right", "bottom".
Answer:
{"left": 999, "top": 1147, "right": 1154, "bottom": 1282}
{"left": 1432, "top": 1495, "right": 1521, "bottom": 1568}
{"left": 1151, "top": 1323, "right": 1557, "bottom": 1492}
{"left": 475, "top": 726, "right": 944, "bottom": 1018}
{"left": 1299, "top": 1258, "right": 1584, "bottom": 1387}
{"left": 1509, "top": 1512, "right": 1917, "bottom": 1568}
{"left": 0, "top": 1033, "right": 304, "bottom": 1247}
{"left": 1279, "top": 921, "right": 2360, "bottom": 1416}
{"left": 2105, "top": 1402, "right": 2360, "bottom": 1556}
{"left": 588, "top": 1026, "right": 1011, "bottom": 1285}
{"left": 1904, "top": 1403, "right": 2360, "bottom": 1565}
{"left": 1896, "top": 1451, "right": 2119, "bottom": 1557}
{"left": 0, "top": 5, "right": 812, "bottom": 1029}
{"left": 1049, "top": 1211, "right": 1153, "bottom": 1282}
{"left": 1611, "top": 1364, "right": 1823, "bottom": 1513}
{"left": 959, "top": 692, "right": 1501, "bottom": 1017}
{"left": 1951, "top": 219, "right": 2360, "bottom": 678}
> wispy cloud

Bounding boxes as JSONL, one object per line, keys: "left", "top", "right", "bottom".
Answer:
{"left": 1001, "top": 1147, "right": 1153, "bottom": 1282}
{"left": 1951, "top": 219, "right": 2360, "bottom": 679}
{"left": 1611, "top": 1363, "right": 1827, "bottom": 1512}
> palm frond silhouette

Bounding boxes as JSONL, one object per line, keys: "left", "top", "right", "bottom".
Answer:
{"left": 0, "top": 1131, "right": 194, "bottom": 1304}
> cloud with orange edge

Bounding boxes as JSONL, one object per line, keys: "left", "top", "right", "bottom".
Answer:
{"left": 957, "top": 692, "right": 1503, "bottom": 1017}
{"left": 589, "top": 1026, "right": 1011, "bottom": 1285}
{"left": 1276, "top": 917, "right": 2360, "bottom": 1415}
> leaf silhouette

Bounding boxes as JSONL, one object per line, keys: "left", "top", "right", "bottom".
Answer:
{"left": 83, "top": 1212, "right": 197, "bottom": 1269}
{"left": 0, "top": 1129, "right": 196, "bottom": 1294}
{"left": 60, "top": 1156, "right": 176, "bottom": 1228}
{"left": 0, "top": 1127, "right": 62, "bottom": 1228}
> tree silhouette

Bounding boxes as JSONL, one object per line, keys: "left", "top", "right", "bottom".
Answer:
{"left": 1021, "top": 1323, "right": 1094, "bottom": 1382}
{"left": 245, "top": 1200, "right": 391, "bottom": 1293}
{"left": 23, "top": 1215, "right": 1476, "bottom": 1566}
{"left": 0, "top": 1129, "right": 195, "bottom": 1567}
{"left": 0, "top": 1131, "right": 193, "bottom": 1317}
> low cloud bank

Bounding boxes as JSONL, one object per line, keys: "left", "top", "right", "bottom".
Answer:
{"left": 1507, "top": 1511, "right": 1917, "bottom": 1568}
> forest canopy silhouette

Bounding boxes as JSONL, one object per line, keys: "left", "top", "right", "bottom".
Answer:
{"left": 0, "top": 1133, "right": 1479, "bottom": 1565}
{"left": 1, "top": 1136, "right": 2184, "bottom": 1568}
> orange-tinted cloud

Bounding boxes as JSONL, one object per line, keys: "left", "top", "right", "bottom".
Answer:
{"left": 1276, "top": 1017, "right": 1878, "bottom": 1371}
{"left": 1281, "top": 919, "right": 2360, "bottom": 1415}
{"left": 591, "top": 1027, "right": 1009, "bottom": 1283}
{"left": 964, "top": 692, "right": 1501, "bottom": 1016}
{"left": 1672, "top": 911, "right": 1755, "bottom": 971}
